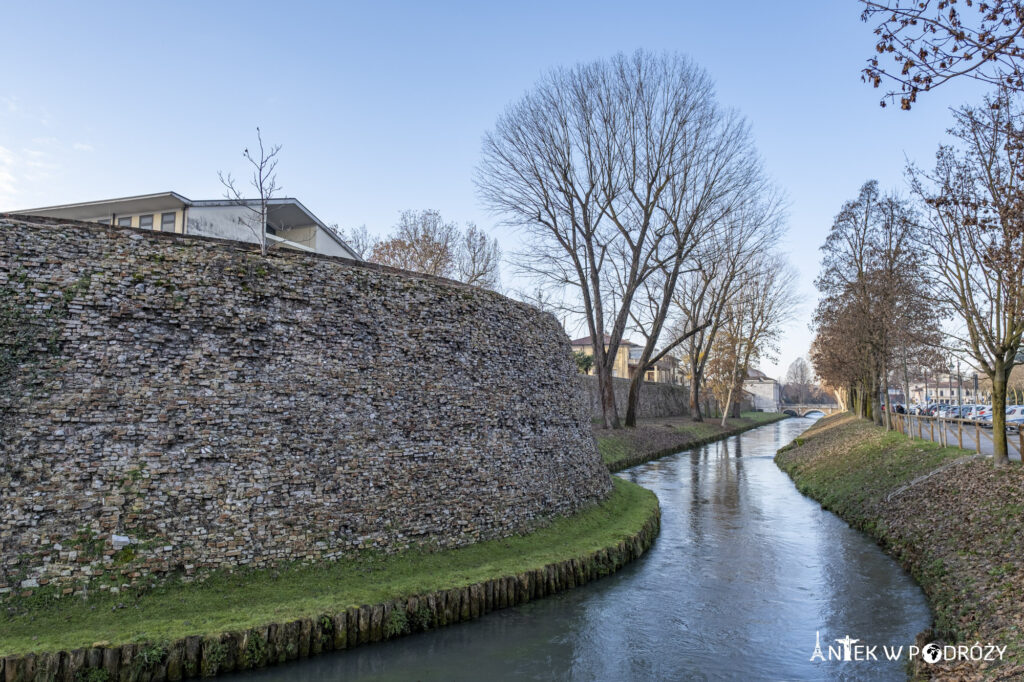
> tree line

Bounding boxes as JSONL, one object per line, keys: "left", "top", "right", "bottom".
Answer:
{"left": 811, "top": 2, "right": 1024, "bottom": 465}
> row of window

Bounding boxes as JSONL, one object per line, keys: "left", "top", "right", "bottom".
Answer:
{"left": 923, "top": 389, "right": 975, "bottom": 397}
{"left": 98, "top": 212, "right": 176, "bottom": 231}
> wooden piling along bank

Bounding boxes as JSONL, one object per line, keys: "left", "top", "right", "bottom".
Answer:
{"left": 0, "top": 507, "right": 660, "bottom": 682}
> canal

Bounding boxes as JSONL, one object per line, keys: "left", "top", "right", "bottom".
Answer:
{"left": 232, "top": 417, "right": 931, "bottom": 681}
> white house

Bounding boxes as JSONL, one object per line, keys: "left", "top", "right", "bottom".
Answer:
{"left": 14, "top": 191, "right": 359, "bottom": 259}
{"left": 743, "top": 368, "right": 781, "bottom": 412}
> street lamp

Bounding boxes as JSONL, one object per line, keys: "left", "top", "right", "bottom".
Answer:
{"left": 973, "top": 372, "right": 979, "bottom": 403}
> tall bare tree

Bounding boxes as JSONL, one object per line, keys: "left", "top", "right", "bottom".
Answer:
{"left": 672, "top": 199, "right": 779, "bottom": 421}
{"left": 218, "top": 127, "right": 281, "bottom": 256}
{"left": 909, "top": 90, "right": 1024, "bottom": 464}
{"left": 619, "top": 111, "right": 780, "bottom": 427}
{"left": 861, "top": 0, "right": 1024, "bottom": 108}
{"left": 478, "top": 50, "right": 738, "bottom": 428}
{"left": 703, "top": 257, "right": 796, "bottom": 424}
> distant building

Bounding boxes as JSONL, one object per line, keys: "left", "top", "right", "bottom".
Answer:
{"left": 744, "top": 368, "right": 781, "bottom": 412}
{"left": 571, "top": 333, "right": 682, "bottom": 384}
{"left": 14, "top": 191, "right": 359, "bottom": 259}
{"left": 905, "top": 372, "right": 985, "bottom": 405}
{"left": 571, "top": 334, "right": 638, "bottom": 379}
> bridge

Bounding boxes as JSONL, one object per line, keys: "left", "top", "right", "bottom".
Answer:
{"left": 781, "top": 404, "right": 840, "bottom": 418}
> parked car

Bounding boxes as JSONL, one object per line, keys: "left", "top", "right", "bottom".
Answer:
{"left": 987, "top": 405, "right": 1024, "bottom": 430}
{"left": 1006, "top": 407, "right": 1024, "bottom": 432}
{"left": 966, "top": 405, "right": 992, "bottom": 424}
{"left": 961, "top": 405, "right": 978, "bottom": 421}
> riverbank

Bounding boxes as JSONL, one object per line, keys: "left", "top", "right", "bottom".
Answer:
{"left": 776, "top": 413, "right": 1024, "bottom": 680}
{"left": 0, "top": 478, "right": 659, "bottom": 681}
{"left": 596, "top": 411, "right": 788, "bottom": 472}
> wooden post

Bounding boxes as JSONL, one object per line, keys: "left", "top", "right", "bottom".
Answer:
{"left": 929, "top": 419, "right": 934, "bottom": 443}
{"left": 1019, "top": 429, "right": 1023, "bottom": 460}
{"left": 976, "top": 421, "right": 981, "bottom": 453}
{"left": 918, "top": 418, "right": 923, "bottom": 440}
{"left": 958, "top": 419, "right": 963, "bottom": 449}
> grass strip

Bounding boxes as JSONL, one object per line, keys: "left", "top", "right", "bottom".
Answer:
{"left": 596, "top": 411, "right": 788, "bottom": 471}
{"left": 775, "top": 412, "right": 966, "bottom": 526}
{"left": 0, "top": 478, "right": 656, "bottom": 657}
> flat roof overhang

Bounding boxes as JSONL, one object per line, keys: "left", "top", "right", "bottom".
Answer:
{"left": 14, "top": 192, "right": 191, "bottom": 220}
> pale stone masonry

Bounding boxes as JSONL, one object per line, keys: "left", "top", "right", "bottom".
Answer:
{"left": 0, "top": 215, "right": 612, "bottom": 592}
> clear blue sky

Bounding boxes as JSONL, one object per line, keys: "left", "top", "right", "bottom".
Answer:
{"left": 0, "top": 1, "right": 990, "bottom": 379}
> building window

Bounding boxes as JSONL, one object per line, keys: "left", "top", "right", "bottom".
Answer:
{"left": 117, "top": 216, "right": 132, "bottom": 227}
{"left": 139, "top": 214, "right": 153, "bottom": 230}
{"left": 160, "top": 212, "right": 175, "bottom": 232}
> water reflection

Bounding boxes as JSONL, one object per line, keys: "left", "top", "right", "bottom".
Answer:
{"left": 231, "top": 418, "right": 930, "bottom": 681}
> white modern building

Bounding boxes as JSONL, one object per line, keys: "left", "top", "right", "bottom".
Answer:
{"left": 14, "top": 191, "right": 359, "bottom": 259}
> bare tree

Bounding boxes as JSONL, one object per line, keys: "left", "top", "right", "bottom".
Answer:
{"left": 456, "top": 223, "right": 502, "bottom": 288}
{"left": 618, "top": 109, "right": 780, "bottom": 427}
{"left": 367, "top": 209, "right": 501, "bottom": 288}
{"left": 478, "top": 50, "right": 735, "bottom": 428}
{"left": 335, "top": 224, "right": 378, "bottom": 259}
{"left": 712, "top": 254, "right": 798, "bottom": 425}
{"left": 218, "top": 127, "right": 281, "bottom": 256}
{"left": 704, "top": 256, "right": 797, "bottom": 425}
{"left": 672, "top": 199, "right": 778, "bottom": 421}
{"left": 784, "top": 357, "right": 814, "bottom": 404}
{"left": 909, "top": 90, "right": 1024, "bottom": 464}
{"left": 371, "top": 209, "right": 457, "bottom": 276}
{"left": 861, "top": 0, "right": 1024, "bottom": 108}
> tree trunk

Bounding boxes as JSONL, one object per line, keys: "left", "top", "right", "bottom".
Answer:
{"left": 882, "top": 372, "right": 892, "bottom": 431}
{"left": 992, "top": 362, "right": 1010, "bottom": 466}
{"left": 720, "top": 384, "right": 734, "bottom": 427}
{"left": 689, "top": 371, "right": 703, "bottom": 422}
{"left": 625, "top": 373, "right": 643, "bottom": 428}
{"left": 596, "top": 363, "right": 620, "bottom": 429}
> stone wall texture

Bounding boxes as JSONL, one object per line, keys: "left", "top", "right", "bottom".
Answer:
{"left": 0, "top": 215, "right": 612, "bottom": 592}
{"left": 580, "top": 376, "right": 690, "bottom": 420}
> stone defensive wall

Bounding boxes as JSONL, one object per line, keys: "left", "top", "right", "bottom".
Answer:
{"left": 580, "top": 375, "right": 690, "bottom": 420}
{"left": 0, "top": 215, "right": 612, "bottom": 592}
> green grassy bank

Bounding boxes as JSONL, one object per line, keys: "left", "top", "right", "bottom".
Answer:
{"left": 0, "top": 478, "right": 659, "bottom": 680}
{"left": 596, "top": 411, "right": 788, "bottom": 472}
{"left": 776, "top": 413, "right": 1024, "bottom": 680}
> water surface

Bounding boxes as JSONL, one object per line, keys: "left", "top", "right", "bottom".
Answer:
{"left": 232, "top": 418, "right": 930, "bottom": 681}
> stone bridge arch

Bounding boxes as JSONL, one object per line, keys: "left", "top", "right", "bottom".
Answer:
{"left": 783, "top": 405, "right": 840, "bottom": 418}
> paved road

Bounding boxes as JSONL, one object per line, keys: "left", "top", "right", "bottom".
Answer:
{"left": 896, "top": 414, "right": 1023, "bottom": 462}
